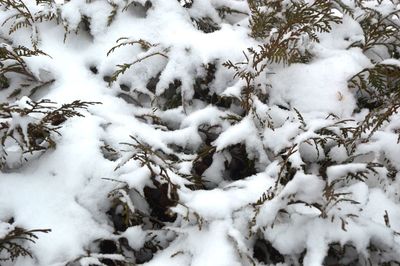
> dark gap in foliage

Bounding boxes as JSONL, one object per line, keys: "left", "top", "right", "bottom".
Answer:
{"left": 146, "top": 73, "right": 161, "bottom": 93}
{"left": 89, "top": 65, "right": 98, "bottom": 74}
{"left": 192, "top": 17, "right": 220, "bottom": 33}
{"left": 103, "top": 75, "right": 112, "bottom": 83}
{"left": 225, "top": 144, "right": 256, "bottom": 181}
{"left": 119, "top": 83, "right": 130, "bottom": 92}
{"left": 193, "top": 145, "right": 215, "bottom": 177}
{"left": 143, "top": 183, "right": 177, "bottom": 223}
{"left": 253, "top": 238, "right": 285, "bottom": 265}
{"left": 117, "top": 92, "right": 141, "bottom": 106}
{"left": 160, "top": 79, "right": 182, "bottom": 110}
{"left": 324, "top": 243, "right": 360, "bottom": 266}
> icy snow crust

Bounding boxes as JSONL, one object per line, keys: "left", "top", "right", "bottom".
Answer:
{"left": 0, "top": 0, "right": 399, "bottom": 266}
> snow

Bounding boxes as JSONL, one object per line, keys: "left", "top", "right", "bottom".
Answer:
{"left": 0, "top": 222, "right": 13, "bottom": 239}
{"left": 122, "top": 226, "right": 147, "bottom": 250}
{"left": 263, "top": 121, "right": 300, "bottom": 153}
{"left": 179, "top": 173, "right": 274, "bottom": 220}
{"left": 269, "top": 48, "right": 370, "bottom": 116}
{"left": 143, "top": 220, "right": 243, "bottom": 266}
{"left": 326, "top": 163, "right": 369, "bottom": 182}
{"left": 213, "top": 116, "right": 257, "bottom": 151}
{"left": 0, "top": 0, "right": 400, "bottom": 265}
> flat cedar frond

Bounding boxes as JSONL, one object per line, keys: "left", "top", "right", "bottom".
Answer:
{"left": 347, "top": 103, "right": 400, "bottom": 153}
{"left": 222, "top": 55, "right": 266, "bottom": 113}
{"left": 353, "top": 9, "right": 400, "bottom": 54}
{"left": 35, "top": 0, "right": 55, "bottom": 4}
{"left": 217, "top": 6, "right": 248, "bottom": 18}
{"left": 1, "top": 0, "right": 35, "bottom": 26}
{"left": 348, "top": 64, "right": 400, "bottom": 146}
{"left": 0, "top": 0, "right": 40, "bottom": 48}
{"left": 191, "top": 17, "right": 220, "bottom": 33}
{"left": 117, "top": 136, "right": 181, "bottom": 183}
{"left": 248, "top": 0, "right": 341, "bottom": 66}
{"left": 0, "top": 44, "right": 38, "bottom": 80}
{"left": 0, "top": 225, "right": 50, "bottom": 262}
{"left": 108, "top": 39, "right": 168, "bottom": 83}
{"left": 332, "top": 1, "right": 400, "bottom": 55}
{"left": 332, "top": 0, "right": 355, "bottom": 16}
{"left": 349, "top": 64, "right": 400, "bottom": 100}
{"left": 107, "top": 38, "right": 156, "bottom": 56}
{"left": 0, "top": 99, "right": 100, "bottom": 168}
{"left": 12, "top": 45, "right": 49, "bottom": 57}
{"left": 108, "top": 3, "right": 118, "bottom": 26}
{"left": 0, "top": 43, "right": 53, "bottom": 97}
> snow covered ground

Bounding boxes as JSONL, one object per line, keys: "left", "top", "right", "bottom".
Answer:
{"left": 0, "top": 0, "right": 400, "bottom": 265}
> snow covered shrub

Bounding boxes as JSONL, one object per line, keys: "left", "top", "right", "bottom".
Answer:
{"left": 1, "top": 0, "right": 400, "bottom": 265}
{"left": 94, "top": 0, "right": 400, "bottom": 265}
{"left": 107, "top": 0, "right": 250, "bottom": 111}
{"left": 229, "top": 1, "right": 400, "bottom": 265}
{"left": 106, "top": 0, "right": 400, "bottom": 265}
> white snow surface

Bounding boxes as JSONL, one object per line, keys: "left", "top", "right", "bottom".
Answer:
{"left": 0, "top": 1, "right": 399, "bottom": 266}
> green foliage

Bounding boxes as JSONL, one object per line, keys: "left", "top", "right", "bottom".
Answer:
{"left": 117, "top": 136, "right": 187, "bottom": 193}
{"left": 350, "top": 63, "right": 400, "bottom": 109}
{"left": 191, "top": 17, "right": 220, "bottom": 33}
{"left": 223, "top": 55, "right": 265, "bottom": 113}
{"left": 248, "top": 0, "right": 341, "bottom": 66}
{"left": 347, "top": 62, "right": 400, "bottom": 152}
{"left": 0, "top": 0, "right": 59, "bottom": 48}
{"left": 0, "top": 2, "right": 58, "bottom": 98}
{"left": 0, "top": 44, "right": 52, "bottom": 97}
{"left": 106, "top": 1, "right": 252, "bottom": 112}
{"left": 0, "top": 223, "right": 50, "bottom": 262}
{"left": 107, "top": 38, "right": 168, "bottom": 84}
{"left": 0, "top": 99, "right": 99, "bottom": 169}
{"left": 349, "top": 7, "right": 400, "bottom": 57}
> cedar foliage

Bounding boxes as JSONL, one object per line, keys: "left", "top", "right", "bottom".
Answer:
{"left": 0, "top": 221, "right": 50, "bottom": 262}
{"left": 248, "top": 0, "right": 341, "bottom": 66}
{"left": 0, "top": 44, "right": 52, "bottom": 98}
{"left": 0, "top": 98, "right": 99, "bottom": 169}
